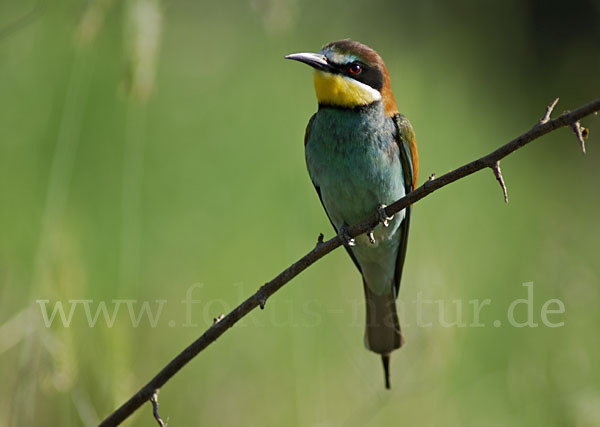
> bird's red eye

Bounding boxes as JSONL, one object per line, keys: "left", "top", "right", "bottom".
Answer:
{"left": 348, "top": 63, "right": 362, "bottom": 74}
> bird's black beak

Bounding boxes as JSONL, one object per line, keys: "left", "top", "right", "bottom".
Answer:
{"left": 285, "top": 52, "right": 331, "bottom": 71}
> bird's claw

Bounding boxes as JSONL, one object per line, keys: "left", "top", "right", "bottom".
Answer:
{"left": 339, "top": 227, "right": 356, "bottom": 247}
{"left": 367, "top": 229, "right": 376, "bottom": 245}
{"left": 377, "top": 204, "right": 393, "bottom": 227}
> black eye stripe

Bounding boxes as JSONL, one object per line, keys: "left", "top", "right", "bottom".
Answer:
{"left": 326, "top": 60, "right": 384, "bottom": 91}
{"left": 347, "top": 63, "right": 383, "bottom": 90}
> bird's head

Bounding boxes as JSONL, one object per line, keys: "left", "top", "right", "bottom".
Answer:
{"left": 286, "top": 39, "right": 397, "bottom": 115}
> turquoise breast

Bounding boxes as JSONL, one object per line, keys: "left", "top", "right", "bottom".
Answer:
{"left": 305, "top": 102, "right": 406, "bottom": 295}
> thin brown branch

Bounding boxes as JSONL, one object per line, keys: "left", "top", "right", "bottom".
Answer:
{"left": 98, "top": 97, "right": 599, "bottom": 427}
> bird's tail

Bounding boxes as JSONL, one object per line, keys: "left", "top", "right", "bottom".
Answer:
{"left": 363, "top": 283, "right": 403, "bottom": 389}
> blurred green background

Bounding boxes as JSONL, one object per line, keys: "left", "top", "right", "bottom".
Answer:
{"left": 1, "top": 0, "right": 599, "bottom": 425}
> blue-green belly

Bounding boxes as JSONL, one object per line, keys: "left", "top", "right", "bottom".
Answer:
{"left": 305, "top": 103, "right": 406, "bottom": 295}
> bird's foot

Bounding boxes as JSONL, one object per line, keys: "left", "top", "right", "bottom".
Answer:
{"left": 366, "top": 229, "right": 376, "bottom": 245}
{"left": 377, "top": 204, "right": 393, "bottom": 227}
{"left": 339, "top": 226, "right": 356, "bottom": 247}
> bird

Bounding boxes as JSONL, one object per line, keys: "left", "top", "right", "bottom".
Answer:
{"left": 285, "top": 40, "right": 418, "bottom": 389}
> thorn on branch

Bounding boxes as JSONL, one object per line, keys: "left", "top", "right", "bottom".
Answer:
{"left": 539, "top": 97, "right": 560, "bottom": 124}
{"left": 258, "top": 290, "right": 267, "bottom": 310}
{"left": 491, "top": 161, "right": 508, "bottom": 203}
{"left": 150, "top": 390, "right": 167, "bottom": 427}
{"left": 315, "top": 233, "right": 324, "bottom": 248}
{"left": 571, "top": 121, "right": 588, "bottom": 154}
{"left": 213, "top": 314, "right": 224, "bottom": 324}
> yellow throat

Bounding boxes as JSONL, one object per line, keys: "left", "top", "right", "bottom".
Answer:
{"left": 313, "top": 70, "right": 382, "bottom": 108}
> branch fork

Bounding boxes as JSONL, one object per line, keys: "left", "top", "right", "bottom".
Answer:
{"left": 538, "top": 97, "right": 588, "bottom": 154}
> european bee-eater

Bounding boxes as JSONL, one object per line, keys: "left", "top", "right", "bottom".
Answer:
{"left": 286, "top": 40, "right": 418, "bottom": 389}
